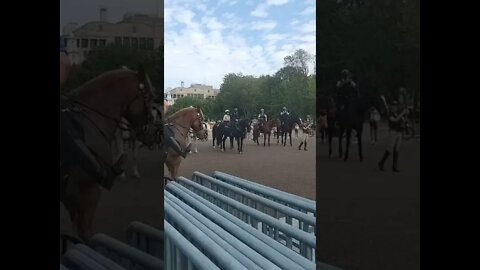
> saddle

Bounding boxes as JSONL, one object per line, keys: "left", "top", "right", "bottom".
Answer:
{"left": 163, "top": 123, "right": 191, "bottom": 158}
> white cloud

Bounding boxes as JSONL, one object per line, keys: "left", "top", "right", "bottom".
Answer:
{"left": 251, "top": 0, "right": 289, "bottom": 18}
{"left": 266, "top": 0, "right": 289, "bottom": 5}
{"left": 298, "top": 20, "right": 316, "bottom": 33}
{"left": 201, "top": 16, "right": 225, "bottom": 31}
{"left": 251, "top": 4, "right": 269, "bottom": 18}
{"left": 164, "top": 0, "right": 316, "bottom": 88}
{"left": 264, "top": 33, "right": 288, "bottom": 41}
{"left": 299, "top": 6, "right": 316, "bottom": 15}
{"left": 222, "top": 12, "right": 235, "bottom": 20}
{"left": 251, "top": 20, "right": 277, "bottom": 31}
{"left": 229, "top": 0, "right": 238, "bottom": 5}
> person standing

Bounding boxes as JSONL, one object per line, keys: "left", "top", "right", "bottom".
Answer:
{"left": 378, "top": 101, "right": 408, "bottom": 172}
{"left": 369, "top": 106, "right": 381, "bottom": 144}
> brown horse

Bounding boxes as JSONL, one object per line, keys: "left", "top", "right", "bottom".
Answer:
{"left": 254, "top": 119, "right": 277, "bottom": 147}
{"left": 60, "top": 67, "right": 156, "bottom": 243}
{"left": 164, "top": 107, "right": 205, "bottom": 183}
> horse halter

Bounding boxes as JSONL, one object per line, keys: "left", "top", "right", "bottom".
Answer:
{"left": 169, "top": 109, "right": 205, "bottom": 139}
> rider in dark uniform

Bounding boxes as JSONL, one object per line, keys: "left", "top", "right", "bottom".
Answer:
{"left": 231, "top": 107, "right": 240, "bottom": 127}
{"left": 336, "top": 69, "right": 357, "bottom": 112}
{"left": 378, "top": 100, "right": 408, "bottom": 172}
{"left": 280, "top": 106, "right": 290, "bottom": 126}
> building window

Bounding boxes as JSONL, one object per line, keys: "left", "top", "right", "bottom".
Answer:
{"left": 132, "top": 26, "right": 137, "bottom": 33}
{"left": 77, "top": 39, "right": 80, "bottom": 48}
{"left": 81, "top": 39, "right": 89, "bottom": 48}
{"left": 90, "top": 39, "right": 97, "bottom": 48}
{"left": 123, "top": 37, "right": 130, "bottom": 47}
{"left": 98, "top": 24, "right": 103, "bottom": 32}
{"left": 99, "top": 39, "right": 106, "bottom": 47}
{"left": 115, "top": 36, "right": 122, "bottom": 46}
{"left": 139, "top": 38, "right": 146, "bottom": 49}
{"left": 132, "top": 38, "right": 138, "bottom": 48}
{"left": 147, "top": 38, "right": 154, "bottom": 50}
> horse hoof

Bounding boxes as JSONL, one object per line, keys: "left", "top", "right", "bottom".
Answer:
{"left": 133, "top": 172, "right": 141, "bottom": 179}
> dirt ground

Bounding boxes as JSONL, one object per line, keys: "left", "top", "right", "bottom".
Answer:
{"left": 60, "top": 123, "right": 419, "bottom": 270}
{"left": 316, "top": 123, "right": 420, "bottom": 270}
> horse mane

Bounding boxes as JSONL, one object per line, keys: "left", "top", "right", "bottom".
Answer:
{"left": 168, "top": 106, "right": 197, "bottom": 120}
{"left": 68, "top": 69, "right": 138, "bottom": 97}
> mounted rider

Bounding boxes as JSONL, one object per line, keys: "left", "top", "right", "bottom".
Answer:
{"left": 223, "top": 109, "right": 231, "bottom": 127}
{"left": 258, "top": 108, "right": 268, "bottom": 127}
{"left": 335, "top": 69, "right": 358, "bottom": 113}
{"left": 280, "top": 106, "right": 290, "bottom": 126}
{"left": 231, "top": 107, "right": 240, "bottom": 126}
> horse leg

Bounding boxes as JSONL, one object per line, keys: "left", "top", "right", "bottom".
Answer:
{"left": 268, "top": 132, "right": 271, "bottom": 147}
{"left": 357, "top": 127, "right": 363, "bottom": 162}
{"left": 328, "top": 128, "right": 333, "bottom": 158}
{"left": 212, "top": 131, "right": 215, "bottom": 148}
{"left": 289, "top": 131, "right": 292, "bottom": 146}
{"left": 222, "top": 136, "right": 226, "bottom": 152}
{"left": 166, "top": 156, "right": 181, "bottom": 181}
{"left": 344, "top": 128, "right": 352, "bottom": 162}
{"left": 63, "top": 172, "right": 101, "bottom": 243}
{"left": 132, "top": 141, "right": 140, "bottom": 178}
{"left": 338, "top": 127, "right": 344, "bottom": 158}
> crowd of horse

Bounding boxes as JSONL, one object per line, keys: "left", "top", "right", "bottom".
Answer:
{"left": 60, "top": 66, "right": 414, "bottom": 251}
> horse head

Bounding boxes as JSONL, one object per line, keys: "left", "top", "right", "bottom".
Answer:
{"left": 124, "top": 65, "right": 156, "bottom": 148}
{"left": 192, "top": 107, "right": 206, "bottom": 140}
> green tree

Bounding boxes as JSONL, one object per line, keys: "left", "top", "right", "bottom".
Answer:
{"left": 62, "top": 45, "right": 163, "bottom": 99}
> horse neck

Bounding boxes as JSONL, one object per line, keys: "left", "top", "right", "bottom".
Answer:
{"left": 169, "top": 110, "right": 194, "bottom": 130}
{"left": 72, "top": 73, "right": 138, "bottom": 121}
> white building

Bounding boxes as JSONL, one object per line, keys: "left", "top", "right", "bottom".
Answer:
{"left": 165, "top": 83, "right": 219, "bottom": 105}
{"left": 62, "top": 8, "right": 163, "bottom": 65}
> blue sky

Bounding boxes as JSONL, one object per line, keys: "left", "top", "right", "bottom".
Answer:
{"left": 164, "top": 0, "right": 316, "bottom": 89}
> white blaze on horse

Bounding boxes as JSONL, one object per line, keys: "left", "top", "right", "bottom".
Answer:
{"left": 188, "top": 122, "right": 208, "bottom": 154}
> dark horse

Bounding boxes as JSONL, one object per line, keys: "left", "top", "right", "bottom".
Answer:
{"left": 324, "top": 93, "right": 386, "bottom": 162}
{"left": 214, "top": 119, "right": 251, "bottom": 153}
{"left": 60, "top": 67, "right": 156, "bottom": 243}
{"left": 277, "top": 115, "right": 302, "bottom": 147}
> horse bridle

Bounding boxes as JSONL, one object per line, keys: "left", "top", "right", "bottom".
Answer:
{"left": 66, "top": 73, "right": 153, "bottom": 142}
{"left": 168, "top": 110, "right": 205, "bottom": 139}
